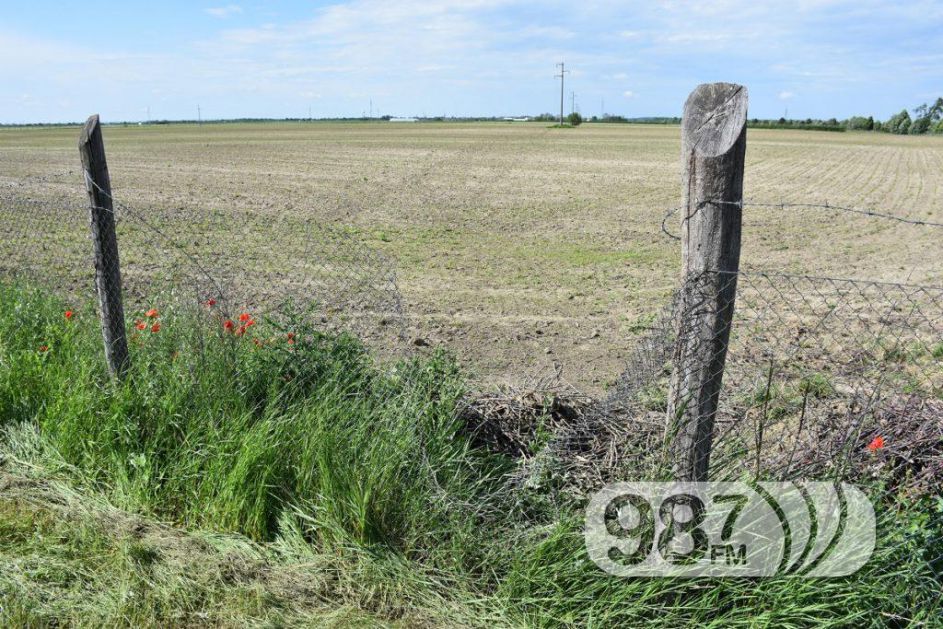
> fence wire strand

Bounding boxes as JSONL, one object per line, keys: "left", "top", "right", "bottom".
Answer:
{"left": 661, "top": 199, "right": 943, "bottom": 241}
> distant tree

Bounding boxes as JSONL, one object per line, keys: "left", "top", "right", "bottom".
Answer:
{"left": 567, "top": 112, "right": 583, "bottom": 126}
{"left": 911, "top": 116, "right": 932, "bottom": 135}
{"left": 845, "top": 116, "right": 873, "bottom": 131}
{"left": 931, "top": 98, "right": 943, "bottom": 122}
{"left": 907, "top": 98, "right": 943, "bottom": 135}
{"left": 885, "top": 109, "right": 912, "bottom": 134}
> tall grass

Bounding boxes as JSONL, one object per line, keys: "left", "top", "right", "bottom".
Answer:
{"left": 1, "top": 281, "right": 940, "bottom": 626}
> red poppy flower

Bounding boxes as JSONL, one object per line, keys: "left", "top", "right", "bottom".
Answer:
{"left": 245, "top": 319, "right": 256, "bottom": 328}
{"left": 151, "top": 323, "right": 161, "bottom": 333}
{"left": 239, "top": 312, "right": 250, "bottom": 322}
{"left": 206, "top": 298, "right": 217, "bottom": 307}
{"left": 39, "top": 345, "right": 49, "bottom": 353}
{"left": 135, "top": 320, "right": 146, "bottom": 331}
{"left": 145, "top": 308, "right": 159, "bottom": 318}
{"left": 286, "top": 332, "right": 295, "bottom": 345}
{"left": 867, "top": 436, "right": 885, "bottom": 452}
{"left": 64, "top": 310, "right": 74, "bottom": 320}
{"left": 223, "top": 320, "right": 235, "bottom": 332}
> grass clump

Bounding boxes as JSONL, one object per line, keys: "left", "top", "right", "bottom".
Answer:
{"left": 1, "top": 280, "right": 941, "bottom": 626}
{"left": 0, "top": 282, "right": 501, "bottom": 553}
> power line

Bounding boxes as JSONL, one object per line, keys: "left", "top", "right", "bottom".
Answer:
{"left": 555, "top": 62, "right": 569, "bottom": 126}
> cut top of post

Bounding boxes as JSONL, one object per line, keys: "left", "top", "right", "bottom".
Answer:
{"left": 682, "top": 83, "right": 748, "bottom": 157}
{"left": 79, "top": 113, "right": 101, "bottom": 145}
{"left": 79, "top": 114, "right": 113, "bottom": 199}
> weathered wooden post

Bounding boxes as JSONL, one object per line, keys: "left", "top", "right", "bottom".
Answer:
{"left": 79, "top": 114, "right": 129, "bottom": 377}
{"left": 666, "top": 83, "right": 748, "bottom": 482}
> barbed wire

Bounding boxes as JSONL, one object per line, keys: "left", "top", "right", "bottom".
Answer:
{"left": 661, "top": 199, "right": 943, "bottom": 241}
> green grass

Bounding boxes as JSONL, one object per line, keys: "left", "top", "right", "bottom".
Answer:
{"left": 1, "top": 281, "right": 941, "bottom": 627}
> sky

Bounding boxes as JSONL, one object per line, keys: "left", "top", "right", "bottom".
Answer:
{"left": 1, "top": 0, "right": 942, "bottom": 124}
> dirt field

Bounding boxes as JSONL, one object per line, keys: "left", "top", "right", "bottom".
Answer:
{"left": 2, "top": 122, "right": 942, "bottom": 391}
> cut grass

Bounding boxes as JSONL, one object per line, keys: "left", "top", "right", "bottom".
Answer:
{"left": 1, "top": 281, "right": 941, "bottom": 626}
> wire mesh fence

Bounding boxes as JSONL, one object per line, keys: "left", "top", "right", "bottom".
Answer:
{"left": 1, "top": 174, "right": 941, "bottom": 525}
{"left": 0, "top": 177, "right": 408, "bottom": 364}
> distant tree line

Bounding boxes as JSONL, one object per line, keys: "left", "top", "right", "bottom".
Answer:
{"left": 4, "top": 99, "right": 941, "bottom": 132}
{"left": 879, "top": 98, "right": 943, "bottom": 134}
{"left": 747, "top": 118, "right": 846, "bottom": 132}
{"left": 573, "top": 97, "right": 943, "bottom": 135}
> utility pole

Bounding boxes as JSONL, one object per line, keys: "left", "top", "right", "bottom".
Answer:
{"left": 555, "top": 62, "right": 568, "bottom": 125}
{"left": 571, "top": 91, "right": 576, "bottom": 115}
{"left": 197, "top": 105, "right": 202, "bottom": 126}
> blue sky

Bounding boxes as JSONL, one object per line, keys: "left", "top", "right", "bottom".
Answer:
{"left": 1, "top": 0, "right": 942, "bottom": 123}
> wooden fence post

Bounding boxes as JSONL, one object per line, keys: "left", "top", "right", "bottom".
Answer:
{"left": 79, "top": 114, "right": 129, "bottom": 377}
{"left": 666, "top": 83, "right": 748, "bottom": 482}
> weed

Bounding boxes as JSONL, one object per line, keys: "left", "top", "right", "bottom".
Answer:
{"left": 798, "top": 371, "right": 832, "bottom": 398}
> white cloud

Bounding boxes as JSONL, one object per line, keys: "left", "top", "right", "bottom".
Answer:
{"left": 658, "top": 32, "right": 731, "bottom": 45}
{"left": 205, "top": 5, "right": 243, "bottom": 18}
{"left": 3, "top": 0, "right": 942, "bottom": 122}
